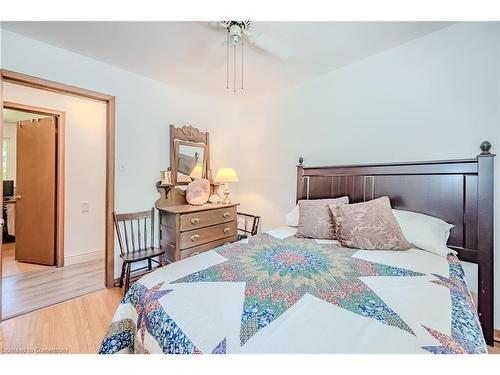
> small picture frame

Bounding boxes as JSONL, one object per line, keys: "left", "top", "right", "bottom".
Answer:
{"left": 160, "top": 170, "right": 171, "bottom": 185}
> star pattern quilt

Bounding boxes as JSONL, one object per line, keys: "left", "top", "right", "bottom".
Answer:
{"left": 99, "top": 231, "right": 486, "bottom": 354}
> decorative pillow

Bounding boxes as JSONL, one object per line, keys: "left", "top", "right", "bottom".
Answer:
{"left": 285, "top": 205, "right": 300, "bottom": 227}
{"left": 186, "top": 179, "right": 210, "bottom": 206}
{"left": 330, "top": 196, "right": 411, "bottom": 250}
{"left": 296, "top": 197, "right": 349, "bottom": 239}
{"left": 392, "top": 209, "right": 455, "bottom": 257}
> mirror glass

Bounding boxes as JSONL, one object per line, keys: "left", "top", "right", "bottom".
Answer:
{"left": 176, "top": 142, "right": 205, "bottom": 182}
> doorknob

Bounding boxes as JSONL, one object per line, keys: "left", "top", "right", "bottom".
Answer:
{"left": 15, "top": 195, "right": 21, "bottom": 200}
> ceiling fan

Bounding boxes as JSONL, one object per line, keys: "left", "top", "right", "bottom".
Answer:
{"left": 209, "top": 21, "right": 294, "bottom": 61}
{"left": 208, "top": 21, "right": 294, "bottom": 92}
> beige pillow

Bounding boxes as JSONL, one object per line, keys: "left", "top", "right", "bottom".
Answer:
{"left": 296, "top": 197, "right": 349, "bottom": 239}
{"left": 330, "top": 196, "right": 411, "bottom": 250}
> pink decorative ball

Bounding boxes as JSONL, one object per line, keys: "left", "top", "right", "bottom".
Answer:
{"left": 186, "top": 179, "right": 210, "bottom": 206}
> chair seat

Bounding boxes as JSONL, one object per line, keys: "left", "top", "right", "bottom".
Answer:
{"left": 120, "top": 247, "right": 164, "bottom": 262}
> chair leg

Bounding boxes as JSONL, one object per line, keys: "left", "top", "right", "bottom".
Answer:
{"left": 118, "top": 261, "right": 126, "bottom": 288}
{"left": 124, "top": 263, "right": 131, "bottom": 296}
{"left": 148, "top": 258, "right": 152, "bottom": 271}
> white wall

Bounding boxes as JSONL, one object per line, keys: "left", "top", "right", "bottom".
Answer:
{"left": 2, "top": 122, "right": 17, "bottom": 184}
{"left": 214, "top": 22, "right": 500, "bottom": 327}
{"left": 3, "top": 83, "right": 107, "bottom": 265}
{"left": 1, "top": 29, "right": 226, "bottom": 276}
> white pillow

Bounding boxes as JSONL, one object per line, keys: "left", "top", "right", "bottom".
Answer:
{"left": 392, "top": 209, "right": 455, "bottom": 257}
{"left": 285, "top": 205, "right": 300, "bottom": 227}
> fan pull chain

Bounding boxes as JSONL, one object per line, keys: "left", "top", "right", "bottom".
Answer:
{"left": 226, "top": 33, "right": 229, "bottom": 90}
{"left": 241, "top": 35, "right": 244, "bottom": 90}
{"left": 233, "top": 41, "right": 236, "bottom": 92}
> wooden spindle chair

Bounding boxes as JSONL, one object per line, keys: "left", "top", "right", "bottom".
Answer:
{"left": 113, "top": 208, "right": 165, "bottom": 294}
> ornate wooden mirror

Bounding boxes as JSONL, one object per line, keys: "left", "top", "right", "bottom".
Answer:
{"left": 170, "top": 125, "right": 211, "bottom": 185}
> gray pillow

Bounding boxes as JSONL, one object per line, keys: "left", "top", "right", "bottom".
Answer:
{"left": 330, "top": 196, "right": 411, "bottom": 250}
{"left": 296, "top": 197, "right": 349, "bottom": 239}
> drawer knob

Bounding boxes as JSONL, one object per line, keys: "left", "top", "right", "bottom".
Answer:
{"left": 190, "top": 234, "right": 200, "bottom": 242}
{"left": 190, "top": 217, "right": 200, "bottom": 224}
{"left": 222, "top": 212, "right": 230, "bottom": 218}
{"left": 223, "top": 227, "right": 231, "bottom": 234}
{"left": 190, "top": 252, "right": 200, "bottom": 257}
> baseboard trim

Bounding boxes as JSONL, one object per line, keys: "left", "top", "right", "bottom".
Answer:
{"left": 64, "top": 249, "right": 105, "bottom": 266}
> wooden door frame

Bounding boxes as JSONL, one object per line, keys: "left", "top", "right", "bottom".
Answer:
{"left": 0, "top": 69, "right": 115, "bottom": 320}
{"left": 3, "top": 101, "right": 65, "bottom": 268}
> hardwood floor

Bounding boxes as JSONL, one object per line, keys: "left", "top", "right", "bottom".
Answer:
{"left": 488, "top": 344, "right": 500, "bottom": 354}
{"left": 1, "top": 242, "right": 53, "bottom": 278}
{"left": 489, "top": 331, "right": 500, "bottom": 354}
{"left": 0, "top": 287, "right": 122, "bottom": 353}
{"left": 2, "top": 259, "right": 104, "bottom": 319}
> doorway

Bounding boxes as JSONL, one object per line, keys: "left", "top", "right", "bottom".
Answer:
{"left": 0, "top": 104, "right": 68, "bottom": 319}
{"left": 2, "top": 107, "right": 60, "bottom": 278}
{"left": 0, "top": 69, "right": 115, "bottom": 320}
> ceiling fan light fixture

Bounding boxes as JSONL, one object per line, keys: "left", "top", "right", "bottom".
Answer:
{"left": 229, "top": 24, "right": 242, "bottom": 44}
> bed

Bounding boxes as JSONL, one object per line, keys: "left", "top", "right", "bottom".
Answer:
{"left": 99, "top": 143, "right": 494, "bottom": 354}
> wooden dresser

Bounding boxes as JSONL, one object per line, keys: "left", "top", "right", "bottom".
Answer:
{"left": 158, "top": 203, "right": 239, "bottom": 262}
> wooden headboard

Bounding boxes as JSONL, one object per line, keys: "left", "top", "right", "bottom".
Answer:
{"left": 296, "top": 142, "right": 495, "bottom": 345}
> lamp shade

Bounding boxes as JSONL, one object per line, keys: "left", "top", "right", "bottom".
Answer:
{"left": 214, "top": 168, "right": 239, "bottom": 183}
{"left": 189, "top": 163, "right": 203, "bottom": 179}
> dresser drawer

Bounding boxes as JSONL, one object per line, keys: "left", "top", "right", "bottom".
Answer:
{"left": 180, "top": 236, "right": 237, "bottom": 259}
{"left": 180, "top": 221, "right": 237, "bottom": 250}
{"left": 180, "top": 206, "right": 236, "bottom": 232}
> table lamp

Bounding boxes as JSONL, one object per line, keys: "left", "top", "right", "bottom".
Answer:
{"left": 214, "top": 168, "right": 239, "bottom": 204}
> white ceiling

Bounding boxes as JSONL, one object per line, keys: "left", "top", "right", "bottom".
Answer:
{"left": 2, "top": 21, "right": 454, "bottom": 99}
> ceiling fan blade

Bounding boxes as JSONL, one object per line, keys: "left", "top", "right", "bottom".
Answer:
{"left": 207, "top": 21, "right": 227, "bottom": 31}
{"left": 242, "top": 29, "right": 294, "bottom": 60}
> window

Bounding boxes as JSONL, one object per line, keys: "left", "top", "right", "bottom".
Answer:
{"left": 2, "top": 138, "right": 8, "bottom": 180}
